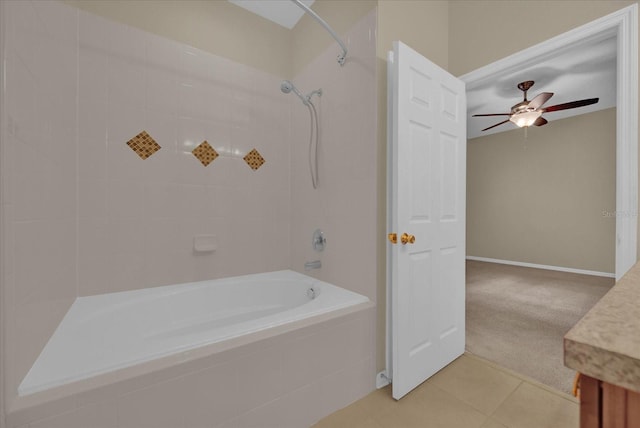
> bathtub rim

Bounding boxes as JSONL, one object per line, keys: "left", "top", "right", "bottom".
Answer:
{"left": 6, "top": 300, "right": 375, "bottom": 427}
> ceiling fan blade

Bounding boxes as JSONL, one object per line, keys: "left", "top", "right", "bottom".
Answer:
{"left": 472, "top": 113, "right": 511, "bottom": 117}
{"left": 543, "top": 98, "right": 599, "bottom": 112}
{"left": 481, "top": 119, "right": 511, "bottom": 131}
{"left": 533, "top": 117, "right": 548, "bottom": 127}
{"left": 527, "top": 92, "right": 553, "bottom": 110}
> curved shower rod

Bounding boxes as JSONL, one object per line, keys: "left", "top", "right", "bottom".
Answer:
{"left": 290, "top": 0, "right": 347, "bottom": 66}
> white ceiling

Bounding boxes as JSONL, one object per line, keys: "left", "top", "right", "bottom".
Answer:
{"left": 227, "top": 0, "right": 314, "bottom": 29}
{"left": 467, "top": 35, "right": 617, "bottom": 139}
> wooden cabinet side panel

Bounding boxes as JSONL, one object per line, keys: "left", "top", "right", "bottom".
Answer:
{"left": 627, "top": 389, "right": 640, "bottom": 427}
{"left": 580, "top": 375, "right": 601, "bottom": 428}
{"left": 603, "top": 382, "right": 627, "bottom": 428}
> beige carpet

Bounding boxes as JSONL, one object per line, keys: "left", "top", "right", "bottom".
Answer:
{"left": 465, "top": 260, "right": 613, "bottom": 395}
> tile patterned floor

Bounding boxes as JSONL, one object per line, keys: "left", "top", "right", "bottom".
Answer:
{"left": 313, "top": 353, "right": 579, "bottom": 428}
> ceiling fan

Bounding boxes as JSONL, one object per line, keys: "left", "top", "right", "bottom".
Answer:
{"left": 473, "top": 80, "right": 599, "bottom": 132}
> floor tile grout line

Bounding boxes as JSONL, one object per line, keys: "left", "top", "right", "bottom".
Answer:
{"left": 431, "top": 374, "right": 522, "bottom": 418}
{"left": 373, "top": 382, "right": 489, "bottom": 428}
{"left": 315, "top": 352, "right": 579, "bottom": 428}
{"left": 442, "top": 354, "right": 527, "bottom": 416}
{"left": 427, "top": 382, "right": 491, "bottom": 418}
{"left": 486, "top": 379, "right": 524, "bottom": 421}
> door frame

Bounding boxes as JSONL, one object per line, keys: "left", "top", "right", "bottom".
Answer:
{"left": 459, "top": 4, "right": 638, "bottom": 281}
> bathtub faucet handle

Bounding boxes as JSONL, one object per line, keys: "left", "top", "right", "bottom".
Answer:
{"left": 312, "top": 229, "right": 326, "bottom": 252}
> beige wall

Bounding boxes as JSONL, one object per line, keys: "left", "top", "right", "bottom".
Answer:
{"left": 448, "top": 0, "right": 637, "bottom": 77}
{"left": 450, "top": 0, "right": 639, "bottom": 272}
{"left": 377, "top": 0, "right": 449, "bottom": 68}
{"left": 64, "top": 0, "right": 292, "bottom": 77}
{"left": 467, "top": 108, "right": 617, "bottom": 273}
{"left": 374, "top": 0, "right": 638, "bottom": 371}
{"left": 291, "top": 0, "right": 376, "bottom": 76}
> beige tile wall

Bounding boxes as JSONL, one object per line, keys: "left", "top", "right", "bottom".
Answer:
{"left": 289, "top": 10, "right": 378, "bottom": 302}
{"left": 2, "top": 0, "right": 79, "bottom": 408}
{"left": 3, "top": 0, "right": 292, "bottom": 414}
{"left": 76, "top": 9, "right": 291, "bottom": 297}
{"left": 2, "top": 1, "right": 379, "bottom": 425}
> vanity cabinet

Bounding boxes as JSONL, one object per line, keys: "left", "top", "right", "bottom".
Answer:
{"left": 580, "top": 374, "right": 640, "bottom": 428}
{"left": 564, "top": 262, "right": 640, "bottom": 428}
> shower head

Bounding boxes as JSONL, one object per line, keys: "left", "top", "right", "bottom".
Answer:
{"left": 280, "top": 80, "right": 308, "bottom": 105}
{"left": 279, "top": 80, "right": 294, "bottom": 94}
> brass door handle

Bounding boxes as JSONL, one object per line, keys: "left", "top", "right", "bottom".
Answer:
{"left": 388, "top": 233, "right": 398, "bottom": 244}
{"left": 401, "top": 233, "right": 415, "bottom": 245}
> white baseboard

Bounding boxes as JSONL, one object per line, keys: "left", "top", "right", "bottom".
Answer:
{"left": 465, "top": 256, "right": 616, "bottom": 279}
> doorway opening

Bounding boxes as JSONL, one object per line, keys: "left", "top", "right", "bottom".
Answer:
{"left": 460, "top": 4, "right": 637, "bottom": 393}
{"left": 461, "top": 4, "right": 638, "bottom": 280}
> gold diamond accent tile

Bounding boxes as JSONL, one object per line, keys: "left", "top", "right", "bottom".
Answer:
{"left": 243, "top": 148, "right": 265, "bottom": 171}
{"left": 192, "top": 141, "right": 219, "bottom": 166}
{"left": 126, "top": 130, "right": 161, "bottom": 160}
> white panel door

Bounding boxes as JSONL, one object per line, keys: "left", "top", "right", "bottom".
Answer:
{"left": 389, "top": 41, "right": 466, "bottom": 400}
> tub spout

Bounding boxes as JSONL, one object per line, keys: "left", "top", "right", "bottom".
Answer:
{"left": 304, "top": 260, "right": 321, "bottom": 271}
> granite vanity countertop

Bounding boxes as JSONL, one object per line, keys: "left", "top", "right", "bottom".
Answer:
{"left": 564, "top": 262, "right": 640, "bottom": 393}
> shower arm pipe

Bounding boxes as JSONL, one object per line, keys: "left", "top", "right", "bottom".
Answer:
{"left": 290, "top": 0, "right": 347, "bottom": 66}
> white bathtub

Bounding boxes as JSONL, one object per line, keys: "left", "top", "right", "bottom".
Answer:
{"left": 19, "top": 270, "right": 369, "bottom": 396}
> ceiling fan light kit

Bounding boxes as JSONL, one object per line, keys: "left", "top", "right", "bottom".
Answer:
{"left": 473, "top": 80, "right": 599, "bottom": 132}
{"left": 509, "top": 110, "right": 542, "bottom": 127}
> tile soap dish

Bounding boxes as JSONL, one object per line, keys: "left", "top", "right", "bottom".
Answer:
{"left": 194, "top": 235, "right": 217, "bottom": 253}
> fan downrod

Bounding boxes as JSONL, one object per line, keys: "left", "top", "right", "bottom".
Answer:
{"left": 517, "top": 80, "right": 535, "bottom": 101}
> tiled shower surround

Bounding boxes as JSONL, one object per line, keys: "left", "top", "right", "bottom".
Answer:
{"left": 75, "top": 10, "right": 292, "bottom": 297}
{"left": 1, "top": 1, "right": 378, "bottom": 427}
